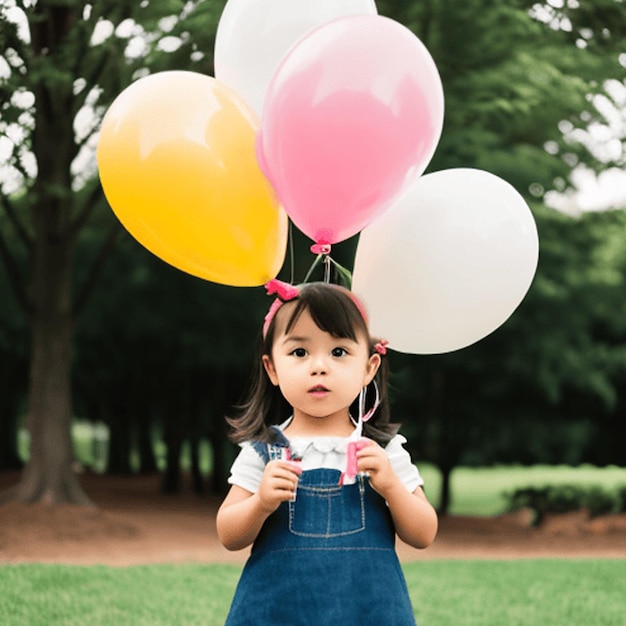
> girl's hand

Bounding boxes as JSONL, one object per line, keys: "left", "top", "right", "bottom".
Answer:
{"left": 257, "top": 460, "right": 302, "bottom": 513}
{"left": 356, "top": 439, "right": 401, "bottom": 497}
{"left": 356, "top": 438, "right": 438, "bottom": 549}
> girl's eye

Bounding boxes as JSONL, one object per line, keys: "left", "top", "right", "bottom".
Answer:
{"left": 331, "top": 347, "right": 348, "bottom": 358}
{"left": 291, "top": 348, "right": 307, "bottom": 358}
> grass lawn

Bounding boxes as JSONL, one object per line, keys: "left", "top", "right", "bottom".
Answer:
{"left": 407, "top": 560, "right": 626, "bottom": 626}
{"left": 5, "top": 452, "right": 624, "bottom": 623}
{"left": 1, "top": 560, "right": 624, "bottom": 625}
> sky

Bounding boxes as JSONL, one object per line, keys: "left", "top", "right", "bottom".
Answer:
{"left": 547, "top": 167, "right": 626, "bottom": 214}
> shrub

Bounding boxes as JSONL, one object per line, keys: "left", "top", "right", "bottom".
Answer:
{"left": 582, "top": 486, "right": 617, "bottom": 517}
{"left": 616, "top": 486, "right": 626, "bottom": 513}
{"left": 505, "top": 484, "right": 625, "bottom": 525}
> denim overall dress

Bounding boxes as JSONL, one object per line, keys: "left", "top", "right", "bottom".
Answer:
{"left": 225, "top": 430, "right": 416, "bottom": 625}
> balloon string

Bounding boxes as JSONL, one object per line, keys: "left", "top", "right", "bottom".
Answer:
{"left": 303, "top": 254, "right": 323, "bottom": 283}
{"left": 288, "top": 221, "right": 295, "bottom": 285}
{"left": 328, "top": 257, "right": 353, "bottom": 288}
{"left": 302, "top": 253, "right": 352, "bottom": 286}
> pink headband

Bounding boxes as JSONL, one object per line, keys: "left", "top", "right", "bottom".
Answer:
{"left": 262, "top": 279, "right": 388, "bottom": 355}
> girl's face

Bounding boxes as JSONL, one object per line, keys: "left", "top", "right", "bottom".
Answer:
{"left": 262, "top": 303, "right": 380, "bottom": 433}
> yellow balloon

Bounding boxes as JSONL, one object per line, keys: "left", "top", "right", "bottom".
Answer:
{"left": 97, "top": 71, "right": 287, "bottom": 286}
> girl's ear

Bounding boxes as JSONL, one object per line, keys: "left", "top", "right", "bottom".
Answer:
{"left": 262, "top": 354, "right": 279, "bottom": 386}
{"left": 364, "top": 353, "right": 381, "bottom": 386}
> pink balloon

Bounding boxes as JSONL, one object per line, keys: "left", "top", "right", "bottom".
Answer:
{"left": 258, "top": 15, "right": 444, "bottom": 245}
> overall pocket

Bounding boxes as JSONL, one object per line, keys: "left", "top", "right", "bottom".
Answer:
{"left": 289, "top": 477, "right": 366, "bottom": 538}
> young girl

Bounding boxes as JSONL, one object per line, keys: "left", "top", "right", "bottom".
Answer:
{"left": 217, "top": 280, "right": 437, "bottom": 625}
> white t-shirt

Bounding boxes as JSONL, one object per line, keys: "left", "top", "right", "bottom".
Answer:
{"left": 228, "top": 428, "right": 424, "bottom": 495}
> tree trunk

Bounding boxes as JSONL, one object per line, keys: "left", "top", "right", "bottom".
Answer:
{"left": 137, "top": 407, "right": 158, "bottom": 475}
{"left": 427, "top": 367, "right": 452, "bottom": 515}
{"left": 161, "top": 391, "right": 182, "bottom": 494}
{"left": 438, "top": 465, "right": 453, "bottom": 516}
{"left": 106, "top": 411, "right": 133, "bottom": 475}
{"left": 209, "top": 411, "right": 231, "bottom": 495}
{"left": 7, "top": 224, "right": 91, "bottom": 505}
{"left": 161, "top": 431, "right": 182, "bottom": 494}
{"left": 208, "top": 370, "right": 239, "bottom": 495}
{"left": 190, "top": 435, "right": 205, "bottom": 495}
{"left": 0, "top": 360, "right": 25, "bottom": 470}
{"left": 0, "top": 403, "right": 23, "bottom": 471}
{"left": 1, "top": 4, "right": 93, "bottom": 505}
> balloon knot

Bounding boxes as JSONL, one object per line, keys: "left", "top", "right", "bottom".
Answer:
{"left": 310, "top": 242, "right": 332, "bottom": 255}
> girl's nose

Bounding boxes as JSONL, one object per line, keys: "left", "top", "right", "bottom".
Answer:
{"left": 310, "top": 354, "right": 328, "bottom": 375}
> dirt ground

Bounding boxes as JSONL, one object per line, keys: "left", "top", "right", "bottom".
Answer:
{"left": 1, "top": 472, "right": 625, "bottom": 567}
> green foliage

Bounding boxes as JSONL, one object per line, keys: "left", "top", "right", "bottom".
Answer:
{"left": 506, "top": 483, "right": 626, "bottom": 522}
{"left": 1, "top": 561, "right": 625, "bottom": 626}
{"left": 0, "top": 1, "right": 236, "bottom": 478}
{"left": 2, "top": 0, "right": 626, "bottom": 494}
{"left": 510, "top": 208, "right": 626, "bottom": 408}
{"left": 367, "top": 2, "right": 626, "bottom": 509}
{"left": 391, "top": 206, "right": 626, "bottom": 496}
{"left": 378, "top": 0, "right": 626, "bottom": 192}
{"left": 0, "top": 0, "right": 227, "bottom": 196}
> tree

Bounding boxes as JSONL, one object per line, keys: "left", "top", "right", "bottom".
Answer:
{"left": 577, "top": 209, "right": 626, "bottom": 467}
{"left": 373, "top": 0, "right": 626, "bottom": 513}
{"left": 72, "top": 230, "right": 266, "bottom": 492}
{"left": 378, "top": 0, "right": 626, "bottom": 191}
{"left": 2, "top": 0, "right": 624, "bottom": 509}
{"left": 388, "top": 205, "right": 626, "bottom": 513}
{"left": 69, "top": 220, "right": 358, "bottom": 494}
{"left": 0, "top": 241, "right": 28, "bottom": 471}
{"left": 0, "top": 0, "right": 225, "bottom": 504}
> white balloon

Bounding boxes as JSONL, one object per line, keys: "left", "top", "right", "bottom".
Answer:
{"left": 352, "top": 169, "right": 539, "bottom": 354}
{"left": 214, "top": 0, "right": 377, "bottom": 116}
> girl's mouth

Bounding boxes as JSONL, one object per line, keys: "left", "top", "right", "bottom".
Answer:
{"left": 308, "top": 385, "right": 329, "bottom": 396}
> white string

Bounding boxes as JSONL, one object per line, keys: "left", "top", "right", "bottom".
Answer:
{"left": 351, "top": 380, "right": 380, "bottom": 441}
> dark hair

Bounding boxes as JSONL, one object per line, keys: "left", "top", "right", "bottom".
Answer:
{"left": 227, "top": 282, "right": 399, "bottom": 446}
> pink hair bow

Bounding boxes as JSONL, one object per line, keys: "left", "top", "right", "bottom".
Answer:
{"left": 374, "top": 340, "right": 389, "bottom": 355}
{"left": 265, "top": 279, "right": 300, "bottom": 301}
{"left": 263, "top": 279, "right": 300, "bottom": 337}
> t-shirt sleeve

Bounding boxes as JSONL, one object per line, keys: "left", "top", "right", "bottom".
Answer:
{"left": 227, "top": 443, "right": 266, "bottom": 493}
{"left": 385, "top": 434, "right": 424, "bottom": 493}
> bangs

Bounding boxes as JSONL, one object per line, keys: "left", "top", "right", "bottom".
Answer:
{"left": 283, "top": 283, "right": 368, "bottom": 341}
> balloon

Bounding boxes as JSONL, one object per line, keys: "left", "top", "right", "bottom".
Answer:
{"left": 352, "top": 169, "right": 539, "bottom": 354}
{"left": 97, "top": 71, "right": 287, "bottom": 287}
{"left": 215, "top": 0, "right": 378, "bottom": 116}
{"left": 258, "top": 15, "right": 444, "bottom": 246}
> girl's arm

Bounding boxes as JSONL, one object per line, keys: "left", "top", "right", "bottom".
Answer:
{"left": 357, "top": 441, "right": 438, "bottom": 549}
{"left": 216, "top": 460, "right": 302, "bottom": 551}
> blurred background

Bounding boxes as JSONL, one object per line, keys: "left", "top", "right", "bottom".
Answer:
{"left": 0, "top": 0, "right": 625, "bottom": 517}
